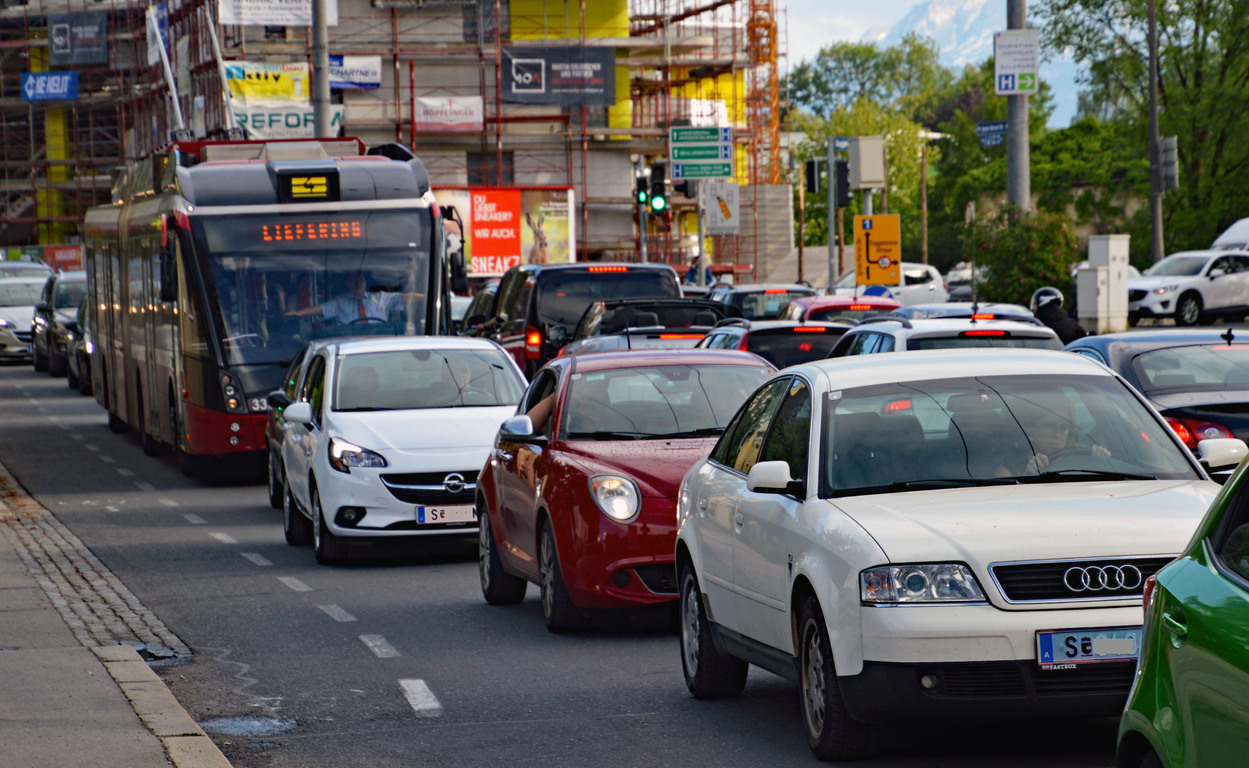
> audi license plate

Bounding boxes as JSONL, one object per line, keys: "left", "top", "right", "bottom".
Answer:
{"left": 415, "top": 504, "right": 476, "bottom": 525}
{"left": 1036, "top": 626, "right": 1142, "bottom": 670}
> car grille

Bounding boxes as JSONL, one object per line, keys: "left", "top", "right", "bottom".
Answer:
{"left": 633, "top": 564, "right": 677, "bottom": 595}
{"left": 1128, "top": 289, "right": 1147, "bottom": 302}
{"left": 14, "top": 330, "right": 31, "bottom": 343}
{"left": 935, "top": 661, "right": 1135, "bottom": 698}
{"left": 990, "top": 556, "right": 1174, "bottom": 603}
{"left": 380, "top": 470, "right": 479, "bottom": 506}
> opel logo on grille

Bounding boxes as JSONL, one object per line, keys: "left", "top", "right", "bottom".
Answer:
{"left": 442, "top": 473, "right": 466, "bottom": 494}
{"left": 1062, "top": 564, "right": 1143, "bottom": 593}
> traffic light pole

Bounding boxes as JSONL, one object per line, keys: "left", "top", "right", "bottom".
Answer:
{"left": 637, "top": 157, "right": 649, "bottom": 263}
{"left": 1148, "top": 0, "right": 1164, "bottom": 263}
{"left": 696, "top": 181, "right": 708, "bottom": 288}
{"left": 826, "top": 137, "right": 836, "bottom": 292}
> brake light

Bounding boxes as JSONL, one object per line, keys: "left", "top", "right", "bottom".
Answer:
{"left": 848, "top": 304, "right": 872, "bottom": 311}
{"left": 971, "top": 313, "right": 995, "bottom": 320}
{"left": 659, "top": 333, "right": 704, "bottom": 340}
{"left": 798, "top": 342, "right": 812, "bottom": 351}
{"left": 764, "top": 288, "right": 788, "bottom": 294}
{"left": 792, "top": 326, "right": 826, "bottom": 332}
{"left": 1142, "top": 574, "right": 1157, "bottom": 612}
{"left": 1167, "top": 416, "right": 1232, "bottom": 449}
{"left": 160, "top": 214, "right": 168, "bottom": 247}
{"left": 1166, "top": 417, "right": 1196, "bottom": 449}
{"left": 884, "top": 398, "right": 913, "bottom": 413}
{"left": 589, "top": 266, "right": 628, "bottom": 273}
{"left": 525, "top": 326, "right": 543, "bottom": 359}
{"left": 962, "top": 330, "right": 1006, "bottom": 336}
{"left": 738, "top": 336, "right": 749, "bottom": 351}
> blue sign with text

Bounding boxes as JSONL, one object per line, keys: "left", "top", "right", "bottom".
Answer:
{"left": 21, "top": 72, "right": 78, "bottom": 101}
{"left": 977, "top": 120, "right": 1007, "bottom": 148}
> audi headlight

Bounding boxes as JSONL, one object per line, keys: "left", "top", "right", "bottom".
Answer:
{"left": 860, "top": 564, "right": 986, "bottom": 604}
{"left": 328, "top": 437, "right": 388, "bottom": 473}
{"left": 1152, "top": 284, "right": 1179, "bottom": 295}
{"left": 589, "top": 475, "right": 640, "bottom": 524}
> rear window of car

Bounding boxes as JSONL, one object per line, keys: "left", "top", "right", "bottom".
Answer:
{"left": 592, "top": 303, "right": 722, "bottom": 335}
{"left": 536, "top": 270, "right": 679, "bottom": 327}
{"left": 1133, "top": 345, "right": 1249, "bottom": 390}
{"left": 747, "top": 327, "right": 847, "bottom": 367}
{"left": 909, "top": 334, "right": 1058, "bottom": 351}
{"left": 807, "top": 306, "right": 889, "bottom": 323}
{"left": 728, "top": 289, "right": 816, "bottom": 320}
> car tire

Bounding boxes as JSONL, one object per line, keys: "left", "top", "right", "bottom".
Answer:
{"left": 267, "top": 451, "right": 284, "bottom": 509}
{"left": 32, "top": 338, "right": 48, "bottom": 372}
{"left": 539, "top": 519, "right": 581, "bottom": 633}
{"left": 1175, "top": 292, "right": 1202, "bottom": 326}
{"left": 67, "top": 363, "right": 79, "bottom": 390}
{"left": 798, "top": 595, "right": 875, "bottom": 762}
{"left": 78, "top": 359, "right": 93, "bottom": 396}
{"left": 1139, "top": 751, "right": 1164, "bottom": 768}
{"left": 679, "top": 561, "right": 748, "bottom": 698}
{"left": 48, "top": 347, "right": 66, "bottom": 377}
{"left": 284, "top": 481, "right": 311, "bottom": 546}
{"left": 312, "top": 485, "right": 347, "bottom": 564}
{"left": 479, "top": 502, "right": 526, "bottom": 605}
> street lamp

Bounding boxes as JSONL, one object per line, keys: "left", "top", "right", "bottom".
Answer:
{"left": 919, "top": 130, "right": 949, "bottom": 265}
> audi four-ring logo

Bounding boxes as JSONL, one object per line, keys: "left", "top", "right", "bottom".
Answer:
{"left": 443, "top": 473, "right": 466, "bottom": 494}
{"left": 1062, "top": 564, "right": 1143, "bottom": 592}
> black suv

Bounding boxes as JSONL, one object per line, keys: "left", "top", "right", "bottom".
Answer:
{"left": 32, "top": 270, "right": 87, "bottom": 375}
{"left": 695, "top": 318, "right": 854, "bottom": 368}
{"left": 478, "top": 262, "right": 681, "bottom": 376}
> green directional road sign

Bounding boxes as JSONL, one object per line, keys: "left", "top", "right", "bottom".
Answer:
{"left": 670, "top": 126, "right": 732, "bottom": 144}
{"left": 671, "top": 162, "right": 732, "bottom": 179}
{"left": 672, "top": 144, "right": 734, "bottom": 161}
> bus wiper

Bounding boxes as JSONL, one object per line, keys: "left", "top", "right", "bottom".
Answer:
{"left": 1014, "top": 469, "right": 1157, "bottom": 482}
{"left": 651, "top": 427, "right": 723, "bottom": 438}
{"left": 831, "top": 478, "right": 1021, "bottom": 497}
{"left": 567, "top": 430, "right": 646, "bottom": 440}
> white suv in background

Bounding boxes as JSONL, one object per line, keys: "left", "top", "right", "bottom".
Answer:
{"left": 832, "top": 262, "right": 948, "bottom": 306}
{"left": 675, "top": 349, "right": 1243, "bottom": 761}
{"left": 1128, "top": 250, "right": 1249, "bottom": 326}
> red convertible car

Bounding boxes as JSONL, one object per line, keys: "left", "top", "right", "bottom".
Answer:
{"left": 476, "top": 349, "right": 774, "bottom": 632}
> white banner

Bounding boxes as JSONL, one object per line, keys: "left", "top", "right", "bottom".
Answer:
{"left": 330, "top": 55, "right": 381, "bottom": 90}
{"left": 415, "top": 96, "right": 484, "bottom": 132}
{"left": 235, "top": 101, "right": 345, "bottom": 140}
{"left": 219, "top": 0, "right": 338, "bottom": 27}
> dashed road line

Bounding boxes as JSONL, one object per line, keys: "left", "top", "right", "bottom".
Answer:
{"left": 399, "top": 679, "right": 443, "bottom": 717}
{"left": 278, "top": 576, "right": 312, "bottom": 592}
{"left": 133, "top": 480, "right": 153, "bottom": 491}
{"left": 182, "top": 513, "right": 206, "bottom": 525}
{"left": 70, "top": 434, "right": 84, "bottom": 440}
{"left": 99, "top": 455, "right": 115, "bottom": 463}
{"left": 105, "top": 505, "right": 119, "bottom": 512}
{"left": 158, "top": 498, "right": 179, "bottom": 507}
{"left": 360, "top": 634, "right": 400, "bottom": 658}
{"left": 240, "top": 552, "right": 272, "bottom": 566}
{"left": 317, "top": 604, "right": 357, "bottom": 622}
{"left": 116, "top": 468, "right": 135, "bottom": 478}
{"left": 209, "top": 532, "right": 237, "bottom": 544}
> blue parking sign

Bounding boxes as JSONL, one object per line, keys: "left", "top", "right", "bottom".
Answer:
{"left": 997, "top": 74, "right": 1016, "bottom": 92}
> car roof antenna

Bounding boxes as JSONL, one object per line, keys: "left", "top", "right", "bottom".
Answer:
{"left": 1223, "top": 327, "right": 1236, "bottom": 346}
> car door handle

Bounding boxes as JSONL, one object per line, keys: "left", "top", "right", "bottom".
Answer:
{"left": 734, "top": 512, "right": 744, "bottom": 531}
{"left": 498, "top": 450, "right": 514, "bottom": 462}
{"left": 1162, "top": 611, "right": 1187, "bottom": 639}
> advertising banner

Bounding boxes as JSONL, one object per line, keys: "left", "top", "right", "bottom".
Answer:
{"left": 329, "top": 55, "right": 381, "bottom": 90}
{"left": 219, "top": 0, "right": 338, "bottom": 27}
{"left": 433, "top": 188, "right": 575, "bottom": 277}
{"left": 234, "top": 101, "right": 345, "bottom": 140}
{"left": 225, "top": 61, "right": 309, "bottom": 101}
{"left": 20, "top": 72, "right": 78, "bottom": 102}
{"left": 48, "top": 12, "right": 108, "bottom": 67}
{"left": 415, "top": 96, "right": 484, "bottom": 132}
{"left": 44, "top": 245, "right": 82, "bottom": 272}
{"left": 501, "top": 46, "right": 615, "bottom": 106}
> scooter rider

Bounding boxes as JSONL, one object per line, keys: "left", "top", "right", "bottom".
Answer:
{"left": 1030, "top": 286, "right": 1086, "bottom": 345}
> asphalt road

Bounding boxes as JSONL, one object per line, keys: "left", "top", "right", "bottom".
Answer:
{"left": 0, "top": 362, "right": 1118, "bottom": 767}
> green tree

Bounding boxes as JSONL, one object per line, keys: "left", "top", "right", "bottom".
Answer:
{"left": 966, "top": 207, "right": 1080, "bottom": 306}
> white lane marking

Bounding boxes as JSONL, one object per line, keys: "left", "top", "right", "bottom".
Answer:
{"left": 84, "top": 444, "right": 100, "bottom": 452}
{"left": 360, "top": 634, "right": 400, "bottom": 658}
{"left": 98, "top": 455, "right": 113, "bottom": 463}
{"left": 116, "top": 468, "right": 136, "bottom": 477}
{"left": 317, "top": 605, "right": 357, "bottom": 622}
{"left": 134, "top": 481, "right": 155, "bottom": 492}
{"left": 182, "top": 513, "right": 206, "bottom": 525}
{"left": 37, "top": 407, "right": 47, "bottom": 413}
{"left": 105, "top": 506, "right": 119, "bottom": 512}
{"left": 398, "top": 679, "right": 442, "bottom": 717}
{"left": 278, "top": 576, "right": 312, "bottom": 592}
{"left": 158, "top": 498, "right": 179, "bottom": 507}
{"left": 209, "top": 532, "right": 237, "bottom": 544}
{"left": 70, "top": 434, "right": 84, "bottom": 440}
{"left": 241, "top": 552, "right": 273, "bottom": 566}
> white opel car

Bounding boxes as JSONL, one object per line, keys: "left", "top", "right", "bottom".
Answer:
{"left": 1128, "top": 250, "right": 1249, "bottom": 325}
{"left": 675, "top": 349, "right": 1246, "bottom": 761}
{"left": 280, "top": 336, "right": 526, "bottom": 564}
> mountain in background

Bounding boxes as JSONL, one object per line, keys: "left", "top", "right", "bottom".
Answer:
{"left": 868, "top": 0, "right": 1080, "bottom": 127}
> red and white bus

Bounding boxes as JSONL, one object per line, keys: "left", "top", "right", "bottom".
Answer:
{"left": 83, "top": 137, "right": 461, "bottom": 476}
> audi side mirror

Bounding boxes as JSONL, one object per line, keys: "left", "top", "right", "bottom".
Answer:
{"left": 1198, "top": 437, "right": 1248, "bottom": 471}
{"left": 746, "top": 460, "right": 805, "bottom": 497}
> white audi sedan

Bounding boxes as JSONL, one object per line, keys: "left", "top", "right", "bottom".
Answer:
{"left": 280, "top": 336, "right": 526, "bottom": 564}
{"left": 675, "top": 349, "right": 1246, "bottom": 761}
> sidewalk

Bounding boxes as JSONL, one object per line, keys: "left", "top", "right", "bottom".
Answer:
{"left": 0, "top": 467, "right": 231, "bottom": 768}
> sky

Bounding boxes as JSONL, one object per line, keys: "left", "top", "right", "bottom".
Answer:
{"left": 783, "top": 0, "right": 918, "bottom": 68}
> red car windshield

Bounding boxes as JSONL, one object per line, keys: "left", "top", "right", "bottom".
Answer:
{"left": 563, "top": 364, "right": 770, "bottom": 439}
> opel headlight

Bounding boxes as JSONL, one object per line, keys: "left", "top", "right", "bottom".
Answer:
{"left": 589, "top": 475, "right": 641, "bottom": 524}
{"left": 328, "top": 437, "right": 388, "bottom": 472}
{"left": 860, "top": 564, "right": 986, "bottom": 604}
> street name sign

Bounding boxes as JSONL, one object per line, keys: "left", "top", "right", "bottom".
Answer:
{"left": 993, "top": 29, "right": 1039, "bottom": 95}
{"left": 854, "top": 214, "right": 901, "bottom": 286}
{"left": 977, "top": 120, "right": 1007, "bottom": 147}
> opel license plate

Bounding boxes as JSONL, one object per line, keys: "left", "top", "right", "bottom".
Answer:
{"left": 1036, "top": 626, "right": 1142, "bottom": 670}
{"left": 415, "top": 504, "right": 476, "bottom": 525}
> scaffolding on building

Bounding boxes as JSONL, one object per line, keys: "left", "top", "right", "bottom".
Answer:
{"left": 0, "top": 0, "right": 784, "bottom": 278}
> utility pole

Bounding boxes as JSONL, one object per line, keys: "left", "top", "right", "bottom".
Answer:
{"left": 826, "top": 136, "right": 836, "bottom": 291}
{"left": 1148, "top": 0, "right": 1164, "bottom": 263}
{"left": 312, "top": 0, "right": 331, "bottom": 137}
{"left": 1006, "top": 0, "right": 1031, "bottom": 212}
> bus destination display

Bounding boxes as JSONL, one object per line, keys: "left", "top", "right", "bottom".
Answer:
{"left": 261, "top": 221, "right": 364, "bottom": 242}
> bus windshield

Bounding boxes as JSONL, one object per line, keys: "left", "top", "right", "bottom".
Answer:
{"left": 190, "top": 208, "right": 432, "bottom": 366}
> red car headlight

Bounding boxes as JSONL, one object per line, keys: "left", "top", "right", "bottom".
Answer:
{"left": 589, "top": 475, "right": 641, "bottom": 524}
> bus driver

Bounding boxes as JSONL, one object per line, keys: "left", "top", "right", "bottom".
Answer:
{"left": 286, "top": 271, "right": 424, "bottom": 326}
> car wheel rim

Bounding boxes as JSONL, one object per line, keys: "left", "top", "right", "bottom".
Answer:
{"left": 478, "top": 513, "right": 492, "bottom": 592}
{"left": 802, "top": 623, "right": 826, "bottom": 737}
{"left": 312, "top": 494, "right": 322, "bottom": 549}
{"left": 681, "top": 576, "right": 699, "bottom": 675}
{"left": 1180, "top": 298, "right": 1198, "bottom": 324}
{"left": 540, "top": 528, "right": 554, "bottom": 618}
{"left": 269, "top": 455, "right": 278, "bottom": 497}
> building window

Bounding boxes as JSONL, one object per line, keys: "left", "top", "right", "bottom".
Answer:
{"left": 467, "top": 151, "right": 514, "bottom": 186}
{"left": 463, "top": 0, "right": 510, "bottom": 43}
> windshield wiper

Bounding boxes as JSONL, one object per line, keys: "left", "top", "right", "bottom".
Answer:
{"left": 831, "top": 478, "right": 1021, "bottom": 497}
{"left": 567, "top": 430, "right": 647, "bottom": 440}
{"left": 1011, "top": 469, "right": 1158, "bottom": 482}
{"left": 337, "top": 407, "right": 395, "bottom": 412}
{"left": 650, "top": 427, "right": 723, "bottom": 438}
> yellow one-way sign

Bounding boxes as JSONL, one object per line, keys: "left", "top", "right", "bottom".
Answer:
{"left": 854, "top": 214, "right": 901, "bottom": 286}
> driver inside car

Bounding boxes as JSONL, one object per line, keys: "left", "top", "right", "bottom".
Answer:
{"left": 1003, "top": 399, "right": 1111, "bottom": 476}
{"left": 285, "top": 271, "right": 423, "bottom": 325}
